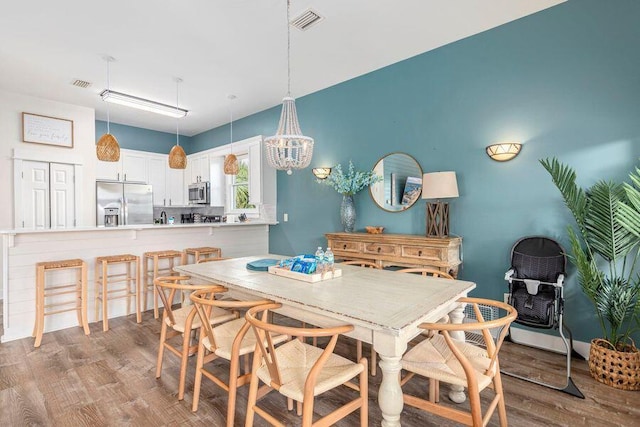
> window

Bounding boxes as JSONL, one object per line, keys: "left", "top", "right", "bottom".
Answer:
{"left": 226, "top": 154, "right": 256, "bottom": 213}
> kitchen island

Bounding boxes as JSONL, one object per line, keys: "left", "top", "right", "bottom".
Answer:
{"left": 0, "top": 221, "right": 275, "bottom": 343}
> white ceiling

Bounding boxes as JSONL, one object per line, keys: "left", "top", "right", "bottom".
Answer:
{"left": 0, "top": 0, "right": 564, "bottom": 137}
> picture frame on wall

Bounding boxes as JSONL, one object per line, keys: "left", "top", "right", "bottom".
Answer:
{"left": 22, "top": 112, "right": 74, "bottom": 148}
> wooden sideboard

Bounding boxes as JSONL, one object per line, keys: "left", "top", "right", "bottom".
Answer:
{"left": 325, "top": 232, "right": 462, "bottom": 277}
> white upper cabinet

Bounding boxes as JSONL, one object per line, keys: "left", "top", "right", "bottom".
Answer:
{"left": 188, "top": 153, "right": 210, "bottom": 184}
{"left": 96, "top": 149, "right": 149, "bottom": 182}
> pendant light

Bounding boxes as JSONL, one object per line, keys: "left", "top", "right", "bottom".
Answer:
{"left": 224, "top": 94, "right": 238, "bottom": 175}
{"left": 96, "top": 56, "right": 121, "bottom": 162}
{"left": 168, "top": 78, "right": 187, "bottom": 169}
{"left": 264, "top": 0, "right": 314, "bottom": 175}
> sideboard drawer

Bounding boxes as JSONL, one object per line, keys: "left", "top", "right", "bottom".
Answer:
{"left": 364, "top": 242, "right": 398, "bottom": 256}
{"left": 402, "top": 245, "right": 441, "bottom": 261}
{"left": 332, "top": 240, "right": 361, "bottom": 253}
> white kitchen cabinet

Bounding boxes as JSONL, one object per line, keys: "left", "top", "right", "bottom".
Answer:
{"left": 95, "top": 149, "right": 149, "bottom": 182}
{"left": 148, "top": 155, "right": 167, "bottom": 206}
{"left": 189, "top": 154, "right": 210, "bottom": 183}
{"left": 166, "top": 166, "right": 185, "bottom": 206}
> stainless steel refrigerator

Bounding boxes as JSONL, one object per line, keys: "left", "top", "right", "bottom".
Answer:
{"left": 96, "top": 181, "right": 153, "bottom": 226}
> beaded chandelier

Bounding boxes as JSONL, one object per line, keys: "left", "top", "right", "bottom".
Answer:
{"left": 264, "top": 0, "right": 314, "bottom": 175}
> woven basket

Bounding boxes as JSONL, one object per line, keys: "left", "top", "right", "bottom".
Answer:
{"left": 96, "top": 133, "right": 120, "bottom": 162}
{"left": 168, "top": 145, "right": 187, "bottom": 169}
{"left": 588, "top": 338, "right": 640, "bottom": 390}
{"left": 224, "top": 154, "right": 238, "bottom": 175}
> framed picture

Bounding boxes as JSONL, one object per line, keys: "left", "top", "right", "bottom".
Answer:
{"left": 22, "top": 112, "right": 74, "bottom": 148}
{"left": 401, "top": 176, "right": 423, "bottom": 206}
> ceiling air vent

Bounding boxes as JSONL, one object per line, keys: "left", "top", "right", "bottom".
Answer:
{"left": 290, "top": 8, "right": 323, "bottom": 31}
{"left": 71, "top": 79, "right": 92, "bottom": 88}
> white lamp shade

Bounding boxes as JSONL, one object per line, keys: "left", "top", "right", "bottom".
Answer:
{"left": 422, "top": 171, "right": 459, "bottom": 199}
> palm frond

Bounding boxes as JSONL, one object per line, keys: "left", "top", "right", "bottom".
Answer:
{"left": 584, "top": 181, "right": 637, "bottom": 262}
{"left": 540, "top": 158, "right": 588, "bottom": 230}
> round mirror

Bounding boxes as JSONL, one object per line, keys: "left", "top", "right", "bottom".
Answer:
{"left": 369, "top": 152, "right": 423, "bottom": 212}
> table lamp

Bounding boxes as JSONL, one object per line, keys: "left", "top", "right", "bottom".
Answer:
{"left": 422, "top": 172, "right": 459, "bottom": 237}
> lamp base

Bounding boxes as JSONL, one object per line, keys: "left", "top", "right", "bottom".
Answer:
{"left": 426, "top": 201, "right": 450, "bottom": 237}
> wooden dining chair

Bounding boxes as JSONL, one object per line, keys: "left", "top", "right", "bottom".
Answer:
{"left": 341, "top": 259, "right": 382, "bottom": 376}
{"left": 397, "top": 266, "right": 455, "bottom": 400}
{"left": 189, "top": 289, "right": 288, "bottom": 427}
{"left": 154, "top": 276, "right": 237, "bottom": 401}
{"left": 396, "top": 267, "right": 454, "bottom": 279}
{"left": 244, "top": 302, "right": 368, "bottom": 427}
{"left": 400, "top": 297, "right": 517, "bottom": 427}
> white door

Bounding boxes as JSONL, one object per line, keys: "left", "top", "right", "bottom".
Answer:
{"left": 21, "top": 161, "right": 75, "bottom": 229}
{"left": 49, "top": 163, "right": 75, "bottom": 228}
{"left": 22, "top": 160, "right": 50, "bottom": 229}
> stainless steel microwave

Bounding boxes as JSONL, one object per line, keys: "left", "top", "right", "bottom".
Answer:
{"left": 188, "top": 182, "right": 210, "bottom": 204}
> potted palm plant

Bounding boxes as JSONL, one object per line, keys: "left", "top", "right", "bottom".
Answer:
{"left": 541, "top": 158, "right": 640, "bottom": 390}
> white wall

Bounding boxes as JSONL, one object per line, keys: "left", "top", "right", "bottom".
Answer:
{"left": 0, "top": 89, "right": 96, "bottom": 229}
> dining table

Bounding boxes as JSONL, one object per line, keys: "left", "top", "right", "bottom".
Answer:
{"left": 176, "top": 255, "right": 476, "bottom": 427}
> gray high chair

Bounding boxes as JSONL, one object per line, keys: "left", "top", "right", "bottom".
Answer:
{"left": 504, "top": 236, "right": 584, "bottom": 398}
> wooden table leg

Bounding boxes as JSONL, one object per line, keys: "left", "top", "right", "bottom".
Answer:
{"left": 448, "top": 302, "right": 467, "bottom": 403}
{"left": 375, "top": 334, "right": 407, "bottom": 427}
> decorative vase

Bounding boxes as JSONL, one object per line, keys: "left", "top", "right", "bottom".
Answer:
{"left": 341, "top": 194, "right": 356, "bottom": 232}
{"left": 588, "top": 338, "right": 640, "bottom": 390}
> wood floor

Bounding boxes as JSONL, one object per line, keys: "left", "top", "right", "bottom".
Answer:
{"left": 0, "top": 310, "right": 638, "bottom": 426}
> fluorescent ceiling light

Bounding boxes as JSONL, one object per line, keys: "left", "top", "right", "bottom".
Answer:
{"left": 100, "top": 89, "right": 188, "bottom": 118}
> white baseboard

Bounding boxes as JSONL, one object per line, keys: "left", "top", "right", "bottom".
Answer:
{"left": 510, "top": 326, "right": 590, "bottom": 360}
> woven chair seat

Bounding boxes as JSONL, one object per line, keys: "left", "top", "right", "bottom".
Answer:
{"left": 37, "top": 259, "right": 84, "bottom": 269}
{"left": 166, "top": 306, "right": 235, "bottom": 333}
{"left": 145, "top": 250, "right": 182, "bottom": 258}
{"left": 256, "top": 339, "right": 364, "bottom": 402}
{"left": 96, "top": 254, "right": 137, "bottom": 263}
{"left": 402, "top": 334, "right": 494, "bottom": 390}
{"left": 203, "top": 318, "right": 288, "bottom": 360}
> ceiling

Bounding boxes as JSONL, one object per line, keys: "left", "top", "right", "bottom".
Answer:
{"left": 0, "top": 0, "right": 564, "bottom": 137}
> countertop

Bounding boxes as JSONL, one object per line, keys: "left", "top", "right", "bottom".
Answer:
{"left": 0, "top": 220, "right": 278, "bottom": 235}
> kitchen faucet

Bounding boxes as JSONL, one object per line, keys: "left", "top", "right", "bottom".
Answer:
{"left": 160, "top": 211, "right": 167, "bottom": 224}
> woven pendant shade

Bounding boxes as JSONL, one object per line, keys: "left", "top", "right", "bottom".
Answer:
{"left": 224, "top": 154, "right": 238, "bottom": 175}
{"left": 96, "top": 133, "right": 120, "bottom": 162}
{"left": 169, "top": 145, "right": 187, "bottom": 169}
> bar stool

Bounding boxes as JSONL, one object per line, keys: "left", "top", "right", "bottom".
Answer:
{"left": 95, "top": 254, "right": 141, "bottom": 331}
{"left": 182, "top": 246, "right": 222, "bottom": 264}
{"left": 33, "top": 258, "right": 90, "bottom": 347}
{"left": 143, "top": 250, "right": 183, "bottom": 319}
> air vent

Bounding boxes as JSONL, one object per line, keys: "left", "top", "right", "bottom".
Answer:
{"left": 71, "top": 79, "right": 92, "bottom": 88}
{"left": 290, "top": 8, "right": 323, "bottom": 31}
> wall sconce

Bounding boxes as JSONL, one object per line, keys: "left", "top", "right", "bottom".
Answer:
{"left": 486, "top": 142, "right": 522, "bottom": 162}
{"left": 312, "top": 167, "right": 332, "bottom": 180}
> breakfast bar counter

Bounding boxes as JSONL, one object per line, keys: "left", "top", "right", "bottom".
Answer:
{"left": 0, "top": 221, "right": 275, "bottom": 342}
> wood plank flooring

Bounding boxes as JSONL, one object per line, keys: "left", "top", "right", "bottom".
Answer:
{"left": 0, "top": 310, "right": 638, "bottom": 426}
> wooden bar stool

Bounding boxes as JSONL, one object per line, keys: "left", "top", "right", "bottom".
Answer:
{"left": 33, "top": 258, "right": 90, "bottom": 348}
{"left": 143, "top": 250, "right": 182, "bottom": 319}
{"left": 182, "top": 246, "right": 222, "bottom": 264}
{"left": 95, "top": 254, "right": 141, "bottom": 332}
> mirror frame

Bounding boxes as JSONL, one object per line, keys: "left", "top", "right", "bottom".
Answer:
{"left": 369, "top": 152, "right": 423, "bottom": 212}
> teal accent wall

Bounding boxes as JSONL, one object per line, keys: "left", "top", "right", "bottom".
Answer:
{"left": 106, "top": 0, "right": 640, "bottom": 343}
{"left": 95, "top": 121, "right": 192, "bottom": 154}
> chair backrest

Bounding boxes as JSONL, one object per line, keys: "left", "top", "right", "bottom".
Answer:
{"left": 154, "top": 276, "right": 224, "bottom": 327}
{"left": 189, "top": 288, "right": 272, "bottom": 352}
{"left": 341, "top": 260, "right": 381, "bottom": 269}
{"left": 511, "top": 236, "right": 566, "bottom": 282}
{"left": 245, "top": 303, "right": 353, "bottom": 390}
{"left": 420, "top": 297, "right": 517, "bottom": 379}
{"left": 397, "top": 267, "right": 454, "bottom": 279}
